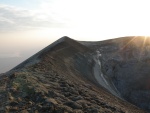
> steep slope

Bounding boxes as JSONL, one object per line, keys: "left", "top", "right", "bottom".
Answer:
{"left": 80, "top": 36, "right": 150, "bottom": 112}
{"left": 0, "top": 36, "right": 146, "bottom": 113}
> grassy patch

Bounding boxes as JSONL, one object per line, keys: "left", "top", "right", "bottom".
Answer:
{"left": 11, "top": 72, "right": 48, "bottom": 97}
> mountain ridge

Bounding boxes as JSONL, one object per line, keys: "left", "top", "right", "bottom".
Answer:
{"left": 0, "top": 36, "right": 148, "bottom": 113}
{"left": 8, "top": 36, "right": 90, "bottom": 73}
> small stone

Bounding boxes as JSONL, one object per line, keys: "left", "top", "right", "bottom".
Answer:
{"left": 17, "top": 97, "right": 22, "bottom": 102}
{"left": 9, "top": 96, "right": 14, "bottom": 101}
{"left": 62, "top": 87, "right": 68, "bottom": 92}
{"left": 74, "top": 109, "right": 84, "bottom": 113}
{"left": 9, "top": 101, "right": 18, "bottom": 106}
{"left": 64, "top": 92, "right": 72, "bottom": 97}
{"left": 5, "top": 106, "right": 10, "bottom": 110}
{"left": 57, "top": 105, "right": 73, "bottom": 113}
{"left": 45, "top": 98, "right": 58, "bottom": 105}
{"left": 20, "top": 109, "right": 29, "bottom": 113}
{"left": 10, "top": 87, "right": 17, "bottom": 93}
{"left": 9, "top": 106, "right": 19, "bottom": 111}
{"left": 76, "top": 100, "right": 88, "bottom": 108}
{"left": 9, "top": 72, "right": 18, "bottom": 79}
{"left": 35, "top": 110, "right": 39, "bottom": 113}
{"left": 72, "top": 96, "right": 83, "bottom": 101}
{"left": 37, "top": 104, "right": 42, "bottom": 109}
{"left": 27, "top": 108, "right": 31, "bottom": 111}
{"left": 87, "top": 107, "right": 100, "bottom": 113}
{"left": 28, "top": 101, "right": 33, "bottom": 105}
{"left": 64, "top": 101, "right": 82, "bottom": 109}
{"left": 40, "top": 106, "right": 50, "bottom": 111}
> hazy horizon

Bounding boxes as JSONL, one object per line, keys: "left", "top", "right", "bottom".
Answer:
{"left": 1, "top": 0, "right": 150, "bottom": 73}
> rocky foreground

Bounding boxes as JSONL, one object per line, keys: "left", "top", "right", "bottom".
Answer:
{"left": 0, "top": 68, "right": 145, "bottom": 113}
{"left": 0, "top": 36, "right": 147, "bottom": 113}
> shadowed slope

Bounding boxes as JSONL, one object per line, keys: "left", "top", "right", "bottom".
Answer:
{"left": 8, "top": 36, "right": 90, "bottom": 72}
{"left": 80, "top": 36, "right": 150, "bottom": 112}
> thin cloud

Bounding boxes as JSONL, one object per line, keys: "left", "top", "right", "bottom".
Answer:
{"left": 0, "top": 4, "right": 65, "bottom": 32}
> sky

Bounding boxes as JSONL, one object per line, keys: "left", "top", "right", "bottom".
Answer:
{"left": 0, "top": 0, "right": 150, "bottom": 73}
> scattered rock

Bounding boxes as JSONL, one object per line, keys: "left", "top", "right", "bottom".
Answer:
{"left": 9, "top": 106, "right": 19, "bottom": 112}
{"left": 9, "top": 101, "right": 18, "bottom": 106}
{"left": 9, "top": 87, "right": 17, "bottom": 93}
{"left": 74, "top": 109, "right": 84, "bottom": 113}
{"left": 17, "top": 97, "right": 22, "bottom": 102}
{"left": 72, "top": 96, "right": 83, "bottom": 101}
{"left": 28, "top": 101, "right": 33, "bottom": 105}
{"left": 45, "top": 98, "right": 58, "bottom": 105}
{"left": 5, "top": 106, "right": 10, "bottom": 110}
{"left": 9, "top": 73, "right": 17, "bottom": 79}
{"left": 64, "top": 101, "right": 82, "bottom": 109}
{"left": 20, "top": 109, "right": 29, "bottom": 113}
{"left": 86, "top": 107, "right": 100, "bottom": 113}
{"left": 57, "top": 105, "right": 73, "bottom": 113}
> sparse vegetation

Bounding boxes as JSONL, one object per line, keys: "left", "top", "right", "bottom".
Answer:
{"left": 0, "top": 37, "right": 147, "bottom": 113}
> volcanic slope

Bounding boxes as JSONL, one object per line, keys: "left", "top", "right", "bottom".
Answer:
{"left": 0, "top": 36, "right": 146, "bottom": 113}
{"left": 80, "top": 36, "right": 150, "bottom": 112}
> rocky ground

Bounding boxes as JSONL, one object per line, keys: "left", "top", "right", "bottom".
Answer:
{"left": 0, "top": 36, "right": 147, "bottom": 113}
{"left": 0, "top": 68, "right": 146, "bottom": 113}
{"left": 81, "top": 36, "right": 150, "bottom": 112}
